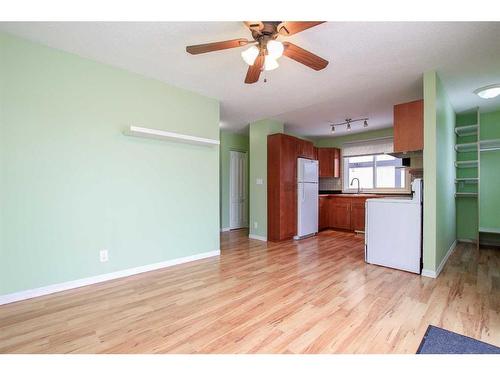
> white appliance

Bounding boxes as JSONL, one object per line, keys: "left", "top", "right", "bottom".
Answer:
{"left": 365, "top": 178, "right": 423, "bottom": 274}
{"left": 295, "top": 158, "right": 319, "bottom": 240}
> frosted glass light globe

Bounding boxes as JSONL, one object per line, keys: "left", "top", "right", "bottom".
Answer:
{"left": 267, "top": 40, "right": 284, "bottom": 59}
{"left": 241, "top": 46, "right": 259, "bottom": 65}
{"left": 264, "top": 55, "right": 279, "bottom": 71}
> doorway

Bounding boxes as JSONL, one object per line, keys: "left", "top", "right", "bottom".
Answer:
{"left": 229, "top": 150, "right": 248, "bottom": 230}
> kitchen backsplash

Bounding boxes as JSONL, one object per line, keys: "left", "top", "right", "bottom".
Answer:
{"left": 319, "top": 177, "right": 342, "bottom": 191}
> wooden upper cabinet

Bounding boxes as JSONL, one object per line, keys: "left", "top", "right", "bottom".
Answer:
{"left": 393, "top": 99, "right": 424, "bottom": 153}
{"left": 318, "top": 148, "right": 340, "bottom": 178}
{"left": 333, "top": 148, "right": 340, "bottom": 178}
{"left": 318, "top": 148, "right": 333, "bottom": 177}
{"left": 297, "top": 139, "right": 315, "bottom": 159}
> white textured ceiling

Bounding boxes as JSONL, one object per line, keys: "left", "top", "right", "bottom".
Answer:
{"left": 1, "top": 21, "right": 500, "bottom": 136}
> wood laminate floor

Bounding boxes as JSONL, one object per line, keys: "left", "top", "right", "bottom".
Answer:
{"left": 1, "top": 229, "right": 499, "bottom": 353}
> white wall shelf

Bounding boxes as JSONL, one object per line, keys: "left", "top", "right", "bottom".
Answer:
{"left": 124, "top": 126, "right": 220, "bottom": 146}
{"left": 479, "top": 227, "right": 500, "bottom": 234}
{"left": 455, "top": 178, "right": 479, "bottom": 184}
{"left": 479, "top": 139, "right": 500, "bottom": 152}
{"left": 455, "top": 192, "right": 478, "bottom": 198}
{"left": 455, "top": 160, "right": 478, "bottom": 168}
{"left": 454, "top": 142, "right": 478, "bottom": 153}
{"left": 455, "top": 124, "right": 478, "bottom": 137}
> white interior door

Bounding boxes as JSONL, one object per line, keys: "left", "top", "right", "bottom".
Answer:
{"left": 229, "top": 151, "right": 248, "bottom": 229}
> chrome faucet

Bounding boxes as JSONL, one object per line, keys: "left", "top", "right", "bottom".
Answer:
{"left": 350, "top": 178, "right": 361, "bottom": 194}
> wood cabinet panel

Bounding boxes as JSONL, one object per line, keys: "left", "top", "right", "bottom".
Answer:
{"left": 319, "top": 196, "right": 330, "bottom": 230}
{"left": 329, "top": 200, "right": 351, "bottom": 230}
{"left": 297, "top": 139, "right": 315, "bottom": 159}
{"left": 318, "top": 148, "right": 333, "bottom": 177}
{"left": 318, "top": 148, "right": 340, "bottom": 178}
{"left": 268, "top": 134, "right": 298, "bottom": 242}
{"left": 393, "top": 99, "right": 424, "bottom": 153}
{"left": 319, "top": 196, "right": 383, "bottom": 232}
{"left": 351, "top": 201, "right": 366, "bottom": 232}
{"left": 333, "top": 148, "right": 340, "bottom": 178}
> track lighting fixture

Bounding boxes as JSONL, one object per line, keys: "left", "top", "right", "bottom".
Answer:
{"left": 328, "top": 117, "right": 369, "bottom": 133}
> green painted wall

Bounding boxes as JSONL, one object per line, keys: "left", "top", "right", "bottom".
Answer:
{"left": 249, "top": 119, "right": 284, "bottom": 239}
{"left": 219, "top": 130, "right": 249, "bottom": 230}
{"left": 455, "top": 111, "right": 479, "bottom": 240}
{"left": 479, "top": 110, "right": 500, "bottom": 231}
{"left": 0, "top": 32, "right": 220, "bottom": 295}
{"left": 423, "top": 71, "right": 456, "bottom": 273}
{"left": 314, "top": 127, "right": 394, "bottom": 148}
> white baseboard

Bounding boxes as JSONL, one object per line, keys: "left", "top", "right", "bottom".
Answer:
{"left": 421, "top": 269, "right": 436, "bottom": 278}
{"left": 457, "top": 238, "right": 476, "bottom": 243}
{"left": 249, "top": 234, "right": 267, "bottom": 242}
{"left": 0, "top": 250, "right": 220, "bottom": 306}
{"left": 421, "top": 239, "right": 457, "bottom": 279}
{"left": 220, "top": 227, "right": 230, "bottom": 232}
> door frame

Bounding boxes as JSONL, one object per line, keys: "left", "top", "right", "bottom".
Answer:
{"left": 229, "top": 150, "right": 248, "bottom": 230}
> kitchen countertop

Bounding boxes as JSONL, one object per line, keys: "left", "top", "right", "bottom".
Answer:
{"left": 319, "top": 193, "right": 412, "bottom": 198}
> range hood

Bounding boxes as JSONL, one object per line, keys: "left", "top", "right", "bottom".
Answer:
{"left": 388, "top": 150, "right": 423, "bottom": 159}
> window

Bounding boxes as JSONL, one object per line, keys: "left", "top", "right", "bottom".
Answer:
{"left": 343, "top": 154, "right": 408, "bottom": 192}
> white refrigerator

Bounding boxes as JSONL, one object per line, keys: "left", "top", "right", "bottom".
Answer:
{"left": 295, "top": 158, "right": 319, "bottom": 240}
{"left": 365, "top": 179, "right": 423, "bottom": 274}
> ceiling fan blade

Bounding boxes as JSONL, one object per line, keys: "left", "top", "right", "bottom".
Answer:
{"left": 282, "top": 42, "right": 329, "bottom": 71}
{"left": 244, "top": 21, "right": 264, "bottom": 32}
{"left": 244, "top": 54, "right": 265, "bottom": 84}
{"left": 277, "top": 21, "right": 325, "bottom": 36}
{"left": 186, "top": 38, "right": 249, "bottom": 55}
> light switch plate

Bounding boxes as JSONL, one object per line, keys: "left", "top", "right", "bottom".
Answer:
{"left": 99, "top": 249, "right": 109, "bottom": 263}
{"left": 256, "top": 178, "right": 263, "bottom": 185}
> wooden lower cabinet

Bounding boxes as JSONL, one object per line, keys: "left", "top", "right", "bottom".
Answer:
{"left": 329, "top": 200, "right": 351, "bottom": 230}
{"left": 350, "top": 201, "right": 366, "bottom": 232}
{"left": 319, "top": 196, "right": 369, "bottom": 232}
{"left": 319, "top": 197, "right": 330, "bottom": 230}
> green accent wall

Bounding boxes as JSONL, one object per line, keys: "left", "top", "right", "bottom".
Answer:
{"left": 479, "top": 110, "right": 500, "bottom": 231}
{"left": 0, "top": 32, "right": 220, "bottom": 295}
{"left": 423, "top": 71, "right": 456, "bottom": 273}
{"left": 249, "top": 119, "right": 284, "bottom": 239}
{"left": 314, "top": 127, "right": 394, "bottom": 148}
{"left": 219, "top": 130, "right": 249, "bottom": 230}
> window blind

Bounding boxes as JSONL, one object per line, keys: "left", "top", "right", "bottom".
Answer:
{"left": 341, "top": 137, "right": 394, "bottom": 157}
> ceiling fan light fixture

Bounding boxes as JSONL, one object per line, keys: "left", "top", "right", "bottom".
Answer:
{"left": 241, "top": 45, "right": 259, "bottom": 66}
{"left": 331, "top": 125, "right": 335, "bottom": 134}
{"left": 474, "top": 84, "right": 500, "bottom": 99}
{"left": 264, "top": 55, "right": 279, "bottom": 71}
{"left": 347, "top": 123, "right": 351, "bottom": 131}
{"left": 363, "top": 120, "right": 368, "bottom": 128}
{"left": 267, "top": 40, "right": 284, "bottom": 59}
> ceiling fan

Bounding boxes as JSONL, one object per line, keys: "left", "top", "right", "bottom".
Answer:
{"left": 186, "top": 21, "right": 329, "bottom": 84}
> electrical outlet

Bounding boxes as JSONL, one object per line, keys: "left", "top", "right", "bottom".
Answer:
{"left": 99, "top": 249, "right": 109, "bottom": 263}
{"left": 254, "top": 222, "right": 258, "bottom": 229}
